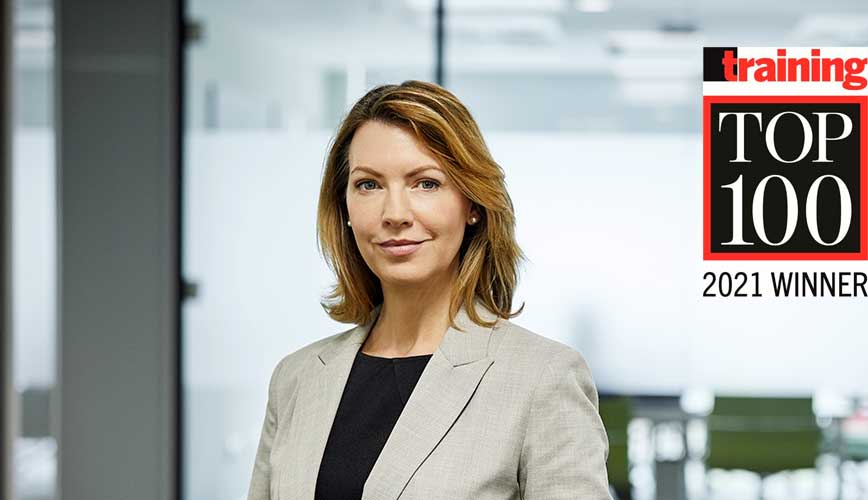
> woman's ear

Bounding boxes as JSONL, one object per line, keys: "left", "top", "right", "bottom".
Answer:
{"left": 468, "top": 204, "right": 481, "bottom": 225}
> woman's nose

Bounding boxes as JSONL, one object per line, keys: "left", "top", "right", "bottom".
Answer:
{"left": 381, "top": 189, "right": 413, "bottom": 227}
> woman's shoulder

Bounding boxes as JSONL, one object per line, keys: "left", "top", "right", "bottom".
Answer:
{"left": 493, "top": 317, "right": 596, "bottom": 383}
{"left": 266, "top": 326, "right": 356, "bottom": 395}
{"left": 490, "top": 318, "right": 602, "bottom": 417}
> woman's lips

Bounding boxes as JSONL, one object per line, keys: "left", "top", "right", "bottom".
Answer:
{"left": 379, "top": 241, "right": 424, "bottom": 257}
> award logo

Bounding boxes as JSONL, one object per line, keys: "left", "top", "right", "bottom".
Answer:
{"left": 703, "top": 47, "right": 867, "bottom": 260}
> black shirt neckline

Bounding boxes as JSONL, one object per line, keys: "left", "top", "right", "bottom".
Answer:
{"left": 357, "top": 350, "right": 434, "bottom": 362}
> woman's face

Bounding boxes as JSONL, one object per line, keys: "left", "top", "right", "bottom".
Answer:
{"left": 346, "top": 120, "right": 478, "bottom": 289}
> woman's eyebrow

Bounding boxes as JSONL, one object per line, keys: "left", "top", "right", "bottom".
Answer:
{"left": 350, "top": 165, "right": 444, "bottom": 177}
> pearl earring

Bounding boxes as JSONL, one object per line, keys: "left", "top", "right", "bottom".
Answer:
{"left": 347, "top": 220, "right": 352, "bottom": 227}
{"left": 469, "top": 216, "right": 478, "bottom": 224}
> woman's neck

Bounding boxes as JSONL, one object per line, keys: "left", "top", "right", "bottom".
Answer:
{"left": 362, "top": 275, "right": 455, "bottom": 358}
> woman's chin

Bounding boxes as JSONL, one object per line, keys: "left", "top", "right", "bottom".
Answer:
{"left": 378, "top": 270, "right": 436, "bottom": 288}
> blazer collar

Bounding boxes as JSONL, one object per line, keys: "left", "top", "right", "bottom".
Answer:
{"left": 284, "top": 298, "right": 502, "bottom": 500}
{"left": 317, "top": 297, "right": 499, "bottom": 367}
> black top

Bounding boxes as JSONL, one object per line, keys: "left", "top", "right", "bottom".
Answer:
{"left": 314, "top": 349, "right": 433, "bottom": 500}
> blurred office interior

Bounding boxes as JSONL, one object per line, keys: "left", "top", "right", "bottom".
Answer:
{"left": 5, "top": 0, "right": 868, "bottom": 499}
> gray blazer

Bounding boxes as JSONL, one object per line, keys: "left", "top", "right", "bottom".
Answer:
{"left": 246, "top": 299, "right": 612, "bottom": 500}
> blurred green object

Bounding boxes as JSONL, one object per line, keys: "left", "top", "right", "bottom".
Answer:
{"left": 706, "top": 396, "right": 820, "bottom": 474}
{"left": 599, "top": 395, "right": 632, "bottom": 495}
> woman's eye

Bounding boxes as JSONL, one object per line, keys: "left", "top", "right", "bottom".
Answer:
{"left": 355, "top": 179, "right": 439, "bottom": 191}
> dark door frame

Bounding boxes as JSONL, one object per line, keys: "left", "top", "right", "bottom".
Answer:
{"left": 1, "top": 0, "right": 14, "bottom": 496}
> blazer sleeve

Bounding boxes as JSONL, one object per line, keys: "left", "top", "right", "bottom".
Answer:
{"left": 518, "top": 348, "right": 612, "bottom": 500}
{"left": 246, "top": 358, "right": 286, "bottom": 500}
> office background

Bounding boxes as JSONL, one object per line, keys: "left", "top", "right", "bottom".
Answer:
{"left": 5, "top": 0, "right": 868, "bottom": 500}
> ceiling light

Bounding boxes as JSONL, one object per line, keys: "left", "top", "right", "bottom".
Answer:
{"left": 574, "top": 0, "right": 611, "bottom": 13}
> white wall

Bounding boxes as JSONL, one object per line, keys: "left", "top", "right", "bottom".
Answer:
{"left": 12, "top": 129, "right": 55, "bottom": 391}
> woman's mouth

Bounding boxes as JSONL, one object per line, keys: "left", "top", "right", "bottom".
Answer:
{"left": 378, "top": 241, "right": 425, "bottom": 257}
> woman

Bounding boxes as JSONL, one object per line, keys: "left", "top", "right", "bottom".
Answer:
{"left": 246, "top": 80, "right": 611, "bottom": 500}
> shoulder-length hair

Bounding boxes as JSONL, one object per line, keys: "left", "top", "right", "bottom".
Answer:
{"left": 316, "top": 80, "right": 526, "bottom": 330}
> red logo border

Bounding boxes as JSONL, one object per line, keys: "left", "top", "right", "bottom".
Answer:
{"left": 703, "top": 95, "right": 868, "bottom": 260}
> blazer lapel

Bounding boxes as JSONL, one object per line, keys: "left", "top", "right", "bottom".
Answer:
{"left": 286, "top": 299, "right": 500, "bottom": 500}
{"left": 361, "top": 299, "right": 499, "bottom": 500}
{"left": 285, "top": 310, "right": 374, "bottom": 499}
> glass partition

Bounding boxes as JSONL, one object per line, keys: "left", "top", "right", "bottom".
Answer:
{"left": 11, "top": 0, "right": 56, "bottom": 499}
{"left": 182, "top": 2, "right": 868, "bottom": 500}
{"left": 182, "top": 2, "right": 435, "bottom": 499}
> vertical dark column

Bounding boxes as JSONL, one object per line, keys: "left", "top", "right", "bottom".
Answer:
{"left": 56, "top": 1, "right": 181, "bottom": 499}
{"left": 434, "top": 0, "right": 445, "bottom": 86}
{"left": 0, "top": 0, "right": 11, "bottom": 496}
{"left": 176, "top": 2, "right": 186, "bottom": 500}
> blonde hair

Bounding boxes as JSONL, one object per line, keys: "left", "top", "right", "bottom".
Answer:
{"left": 316, "top": 80, "right": 526, "bottom": 330}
